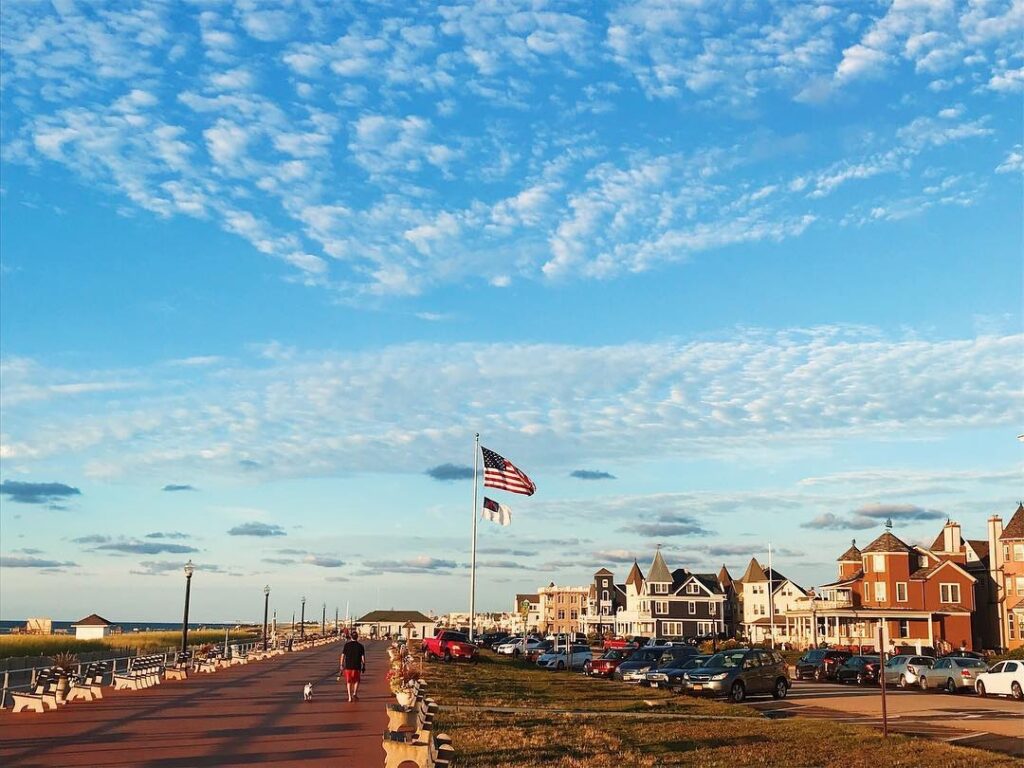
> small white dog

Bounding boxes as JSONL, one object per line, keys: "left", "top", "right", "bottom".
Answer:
{"left": 303, "top": 682, "right": 313, "bottom": 702}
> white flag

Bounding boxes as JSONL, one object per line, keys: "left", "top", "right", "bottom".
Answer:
{"left": 481, "top": 497, "right": 512, "bottom": 526}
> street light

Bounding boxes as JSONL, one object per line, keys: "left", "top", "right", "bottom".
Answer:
{"left": 321, "top": 602, "right": 326, "bottom": 637}
{"left": 300, "top": 596, "right": 306, "bottom": 639}
{"left": 262, "top": 585, "right": 271, "bottom": 651}
{"left": 180, "top": 560, "right": 195, "bottom": 654}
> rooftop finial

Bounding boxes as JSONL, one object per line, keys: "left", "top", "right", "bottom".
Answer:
{"left": 851, "top": 538, "right": 856, "bottom": 547}
{"left": 885, "top": 517, "right": 893, "bottom": 530}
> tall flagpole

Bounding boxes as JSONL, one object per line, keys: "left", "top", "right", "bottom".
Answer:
{"left": 469, "top": 432, "right": 480, "bottom": 641}
{"left": 768, "top": 541, "right": 775, "bottom": 649}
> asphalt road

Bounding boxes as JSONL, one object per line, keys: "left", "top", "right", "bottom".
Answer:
{"left": 745, "top": 678, "right": 1024, "bottom": 759}
{"left": 0, "top": 639, "right": 390, "bottom": 767}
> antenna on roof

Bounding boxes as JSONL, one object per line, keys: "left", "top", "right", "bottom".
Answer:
{"left": 885, "top": 517, "right": 893, "bottom": 530}
{"left": 851, "top": 538, "right": 856, "bottom": 547}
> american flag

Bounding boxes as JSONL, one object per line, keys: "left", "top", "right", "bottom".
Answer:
{"left": 481, "top": 446, "right": 536, "bottom": 496}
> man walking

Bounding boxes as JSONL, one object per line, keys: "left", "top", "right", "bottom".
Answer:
{"left": 340, "top": 631, "right": 366, "bottom": 702}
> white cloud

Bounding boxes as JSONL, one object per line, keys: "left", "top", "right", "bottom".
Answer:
{"left": 996, "top": 145, "right": 1024, "bottom": 173}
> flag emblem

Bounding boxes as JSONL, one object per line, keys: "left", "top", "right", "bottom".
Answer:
{"left": 481, "top": 446, "right": 536, "bottom": 496}
{"left": 482, "top": 497, "right": 512, "bottom": 526}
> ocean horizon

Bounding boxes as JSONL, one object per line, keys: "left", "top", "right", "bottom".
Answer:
{"left": 0, "top": 620, "right": 249, "bottom": 634}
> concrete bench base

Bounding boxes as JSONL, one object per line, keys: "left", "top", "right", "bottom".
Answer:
{"left": 11, "top": 694, "right": 47, "bottom": 714}
{"left": 165, "top": 668, "right": 188, "bottom": 681}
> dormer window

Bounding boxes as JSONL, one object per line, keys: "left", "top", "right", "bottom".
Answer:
{"left": 687, "top": 583, "right": 699, "bottom": 595}
{"left": 653, "top": 583, "right": 669, "bottom": 594}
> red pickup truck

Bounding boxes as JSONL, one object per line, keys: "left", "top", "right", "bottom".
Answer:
{"left": 422, "top": 630, "right": 478, "bottom": 663}
{"left": 603, "top": 636, "right": 648, "bottom": 650}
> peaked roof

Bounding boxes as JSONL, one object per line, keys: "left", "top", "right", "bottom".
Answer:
{"left": 515, "top": 593, "right": 539, "bottom": 605}
{"left": 72, "top": 613, "right": 112, "bottom": 627}
{"left": 718, "top": 565, "right": 733, "bottom": 588}
{"left": 740, "top": 557, "right": 766, "bottom": 583}
{"left": 837, "top": 540, "right": 862, "bottom": 562}
{"left": 355, "top": 610, "right": 433, "bottom": 624}
{"left": 647, "top": 548, "right": 672, "bottom": 583}
{"left": 625, "top": 560, "right": 645, "bottom": 590}
{"left": 967, "top": 539, "right": 989, "bottom": 560}
{"left": 861, "top": 530, "right": 913, "bottom": 554}
{"left": 1000, "top": 503, "right": 1024, "bottom": 540}
{"left": 594, "top": 567, "right": 613, "bottom": 576}
{"left": 692, "top": 573, "right": 725, "bottom": 594}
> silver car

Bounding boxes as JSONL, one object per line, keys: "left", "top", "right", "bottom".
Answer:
{"left": 881, "top": 655, "right": 934, "bottom": 688}
{"left": 918, "top": 656, "right": 987, "bottom": 693}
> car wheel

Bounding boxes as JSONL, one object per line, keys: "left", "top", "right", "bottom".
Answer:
{"left": 897, "top": 674, "right": 906, "bottom": 689}
{"left": 730, "top": 681, "right": 746, "bottom": 703}
{"left": 583, "top": 661, "right": 592, "bottom": 676}
{"left": 513, "top": 649, "right": 520, "bottom": 657}
{"left": 556, "top": 661, "right": 565, "bottom": 670}
{"left": 1012, "top": 682, "right": 1023, "bottom": 702}
{"left": 976, "top": 682, "right": 986, "bottom": 697}
{"left": 919, "top": 677, "right": 927, "bottom": 691}
{"left": 856, "top": 672, "right": 865, "bottom": 685}
{"left": 772, "top": 679, "right": 788, "bottom": 699}
{"left": 945, "top": 678, "right": 956, "bottom": 694}
{"left": 424, "top": 651, "right": 435, "bottom": 661}
{"left": 443, "top": 652, "right": 452, "bottom": 664}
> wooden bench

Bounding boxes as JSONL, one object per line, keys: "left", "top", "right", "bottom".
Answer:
{"left": 10, "top": 670, "right": 59, "bottom": 713}
{"left": 383, "top": 697, "right": 452, "bottom": 768}
{"left": 112, "top": 655, "right": 163, "bottom": 690}
{"left": 66, "top": 662, "right": 109, "bottom": 702}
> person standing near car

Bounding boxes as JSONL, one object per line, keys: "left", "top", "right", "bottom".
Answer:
{"left": 339, "top": 631, "right": 366, "bottom": 702}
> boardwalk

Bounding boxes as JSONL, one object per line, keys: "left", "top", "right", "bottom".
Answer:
{"left": 0, "top": 639, "right": 389, "bottom": 767}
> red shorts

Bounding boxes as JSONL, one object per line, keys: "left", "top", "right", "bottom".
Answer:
{"left": 343, "top": 669, "right": 361, "bottom": 684}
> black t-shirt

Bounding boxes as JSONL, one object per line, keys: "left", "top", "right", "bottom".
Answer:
{"left": 341, "top": 640, "right": 365, "bottom": 670}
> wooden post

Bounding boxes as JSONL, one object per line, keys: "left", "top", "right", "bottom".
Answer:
{"left": 1, "top": 670, "right": 9, "bottom": 708}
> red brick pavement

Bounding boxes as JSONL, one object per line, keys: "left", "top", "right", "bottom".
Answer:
{"left": 0, "top": 639, "right": 390, "bottom": 767}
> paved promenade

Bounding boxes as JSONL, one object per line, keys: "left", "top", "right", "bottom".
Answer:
{"left": 0, "top": 639, "right": 389, "bottom": 767}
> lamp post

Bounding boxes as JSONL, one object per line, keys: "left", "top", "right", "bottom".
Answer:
{"left": 300, "top": 596, "right": 306, "bottom": 639}
{"left": 263, "top": 585, "right": 271, "bottom": 651}
{"left": 180, "top": 560, "right": 195, "bottom": 654}
{"left": 321, "top": 603, "right": 326, "bottom": 637}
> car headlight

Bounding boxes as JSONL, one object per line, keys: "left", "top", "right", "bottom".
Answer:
{"left": 683, "top": 673, "right": 690, "bottom": 680}
{"left": 711, "top": 672, "right": 729, "bottom": 681}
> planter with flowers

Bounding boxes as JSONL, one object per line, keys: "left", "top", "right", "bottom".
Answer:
{"left": 52, "top": 651, "right": 79, "bottom": 703}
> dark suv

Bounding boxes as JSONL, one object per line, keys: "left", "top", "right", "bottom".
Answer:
{"left": 795, "top": 649, "right": 852, "bottom": 681}
{"left": 682, "top": 648, "right": 789, "bottom": 702}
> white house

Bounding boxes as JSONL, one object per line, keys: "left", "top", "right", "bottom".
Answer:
{"left": 354, "top": 610, "right": 436, "bottom": 640}
{"left": 71, "top": 614, "right": 114, "bottom": 640}
{"left": 739, "top": 558, "right": 807, "bottom": 643}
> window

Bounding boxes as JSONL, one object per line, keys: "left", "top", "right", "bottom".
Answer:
{"left": 863, "top": 556, "right": 870, "bottom": 572}
{"left": 698, "top": 622, "right": 713, "bottom": 634}
{"left": 687, "top": 583, "right": 699, "bottom": 594}
{"left": 1009, "top": 616, "right": 1016, "bottom": 640}
{"left": 873, "top": 554, "right": 886, "bottom": 572}
{"left": 557, "top": 610, "right": 565, "bottom": 620}
{"left": 654, "top": 601, "right": 668, "bottom": 615}
{"left": 896, "top": 582, "right": 908, "bottom": 602}
{"left": 653, "top": 583, "right": 669, "bottom": 594}
{"left": 709, "top": 602, "right": 717, "bottom": 615}
{"left": 1004, "top": 544, "right": 1011, "bottom": 562}
{"left": 1017, "top": 577, "right": 1024, "bottom": 596}
{"left": 1015, "top": 544, "right": 1024, "bottom": 561}
{"left": 874, "top": 582, "right": 886, "bottom": 602}
{"left": 570, "top": 610, "right": 578, "bottom": 620}
{"left": 663, "top": 622, "right": 682, "bottom": 636}
{"left": 602, "top": 589, "right": 609, "bottom": 601}
{"left": 898, "top": 620, "right": 909, "bottom": 638}
{"left": 939, "top": 583, "right": 961, "bottom": 603}
{"left": 688, "top": 601, "right": 696, "bottom": 615}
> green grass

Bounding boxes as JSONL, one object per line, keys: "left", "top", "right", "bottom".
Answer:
{"left": 421, "top": 651, "right": 1017, "bottom": 768}
{"left": 0, "top": 630, "right": 258, "bottom": 659}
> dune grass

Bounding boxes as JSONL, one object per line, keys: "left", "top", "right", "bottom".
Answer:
{"left": 421, "top": 652, "right": 1017, "bottom": 768}
{"left": 0, "top": 630, "right": 258, "bottom": 659}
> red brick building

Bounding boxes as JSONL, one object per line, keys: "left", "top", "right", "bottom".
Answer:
{"left": 786, "top": 524, "right": 977, "bottom": 652}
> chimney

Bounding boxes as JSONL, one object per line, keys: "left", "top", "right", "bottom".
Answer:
{"left": 943, "top": 520, "right": 962, "bottom": 553}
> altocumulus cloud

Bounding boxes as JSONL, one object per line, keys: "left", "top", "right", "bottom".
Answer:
{"left": 95, "top": 540, "right": 199, "bottom": 555}
{"left": 303, "top": 554, "right": 344, "bottom": 568}
{"left": 571, "top": 469, "right": 616, "bottom": 480}
{"left": 425, "top": 464, "right": 475, "bottom": 481}
{"left": 801, "top": 504, "right": 945, "bottom": 531}
{"left": 228, "top": 522, "right": 286, "bottom": 537}
{"left": 0, "top": 480, "right": 80, "bottom": 505}
{"left": 145, "top": 531, "right": 189, "bottom": 540}
{"left": 360, "top": 556, "right": 462, "bottom": 575}
{"left": 162, "top": 484, "right": 196, "bottom": 492}
{"left": 0, "top": 554, "right": 78, "bottom": 568}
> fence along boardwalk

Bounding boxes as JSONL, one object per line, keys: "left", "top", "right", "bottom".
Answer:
{"left": 0, "top": 638, "right": 389, "bottom": 767}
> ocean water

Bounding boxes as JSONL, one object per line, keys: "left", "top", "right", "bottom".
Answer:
{"left": 0, "top": 620, "right": 239, "bottom": 634}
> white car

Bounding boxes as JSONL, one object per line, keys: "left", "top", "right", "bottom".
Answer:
{"left": 536, "top": 645, "right": 592, "bottom": 670}
{"left": 975, "top": 659, "right": 1024, "bottom": 700}
{"left": 496, "top": 637, "right": 522, "bottom": 655}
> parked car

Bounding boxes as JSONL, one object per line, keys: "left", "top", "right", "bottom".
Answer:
{"left": 475, "top": 631, "right": 508, "bottom": 648}
{"left": 644, "top": 654, "right": 711, "bottom": 690}
{"left": 525, "top": 640, "right": 554, "bottom": 663}
{"left": 835, "top": 655, "right": 881, "bottom": 685}
{"left": 918, "top": 656, "right": 988, "bottom": 693}
{"left": 496, "top": 637, "right": 522, "bottom": 655}
{"left": 682, "top": 648, "right": 789, "bottom": 703}
{"left": 975, "top": 660, "right": 1024, "bottom": 700}
{"left": 794, "top": 649, "right": 852, "bottom": 681}
{"left": 546, "top": 632, "right": 587, "bottom": 644}
{"left": 536, "top": 645, "right": 592, "bottom": 671}
{"left": 637, "top": 646, "right": 699, "bottom": 686}
{"left": 584, "top": 648, "right": 635, "bottom": 678}
{"left": 881, "top": 654, "right": 934, "bottom": 688}
{"left": 604, "top": 636, "right": 648, "bottom": 650}
{"left": 422, "top": 630, "right": 478, "bottom": 663}
{"left": 614, "top": 647, "right": 668, "bottom": 682}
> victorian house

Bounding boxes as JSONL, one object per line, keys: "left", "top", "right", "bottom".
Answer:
{"left": 737, "top": 557, "right": 807, "bottom": 643}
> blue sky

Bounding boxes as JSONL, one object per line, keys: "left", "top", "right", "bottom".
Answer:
{"left": 0, "top": 0, "right": 1021, "bottom": 624}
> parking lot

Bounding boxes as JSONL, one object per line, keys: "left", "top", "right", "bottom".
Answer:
{"left": 746, "top": 679, "right": 1024, "bottom": 758}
